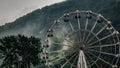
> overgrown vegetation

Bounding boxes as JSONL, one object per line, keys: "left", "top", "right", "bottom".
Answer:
{"left": 0, "top": 35, "right": 44, "bottom": 68}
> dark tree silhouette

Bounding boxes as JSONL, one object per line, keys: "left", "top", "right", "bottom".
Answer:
{"left": 0, "top": 35, "right": 44, "bottom": 68}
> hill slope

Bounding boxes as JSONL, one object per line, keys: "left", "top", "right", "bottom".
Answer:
{"left": 0, "top": 0, "right": 120, "bottom": 38}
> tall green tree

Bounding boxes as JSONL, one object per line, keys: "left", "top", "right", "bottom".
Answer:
{"left": 0, "top": 35, "right": 44, "bottom": 68}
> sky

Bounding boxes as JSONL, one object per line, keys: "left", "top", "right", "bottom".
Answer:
{"left": 0, "top": 0, "right": 65, "bottom": 26}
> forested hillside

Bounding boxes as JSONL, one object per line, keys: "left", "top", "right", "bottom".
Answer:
{"left": 0, "top": 0, "right": 119, "bottom": 38}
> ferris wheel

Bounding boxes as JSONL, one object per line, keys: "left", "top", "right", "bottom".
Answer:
{"left": 42, "top": 10, "right": 120, "bottom": 68}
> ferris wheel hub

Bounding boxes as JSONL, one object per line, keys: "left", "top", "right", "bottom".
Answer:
{"left": 80, "top": 44, "right": 86, "bottom": 50}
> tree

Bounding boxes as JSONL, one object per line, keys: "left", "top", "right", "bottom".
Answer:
{"left": 0, "top": 35, "right": 44, "bottom": 68}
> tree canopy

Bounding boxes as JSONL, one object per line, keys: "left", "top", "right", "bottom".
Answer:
{"left": 0, "top": 35, "right": 44, "bottom": 68}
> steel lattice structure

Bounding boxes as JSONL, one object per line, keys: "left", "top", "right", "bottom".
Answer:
{"left": 42, "top": 10, "right": 120, "bottom": 68}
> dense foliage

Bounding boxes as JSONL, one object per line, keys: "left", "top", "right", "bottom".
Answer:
{"left": 0, "top": 35, "right": 44, "bottom": 68}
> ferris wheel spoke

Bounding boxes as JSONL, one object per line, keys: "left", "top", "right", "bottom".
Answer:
{"left": 60, "top": 52, "right": 77, "bottom": 68}
{"left": 49, "top": 50, "right": 63, "bottom": 54}
{"left": 94, "top": 62, "right": 100, "bottom": 68}
{"left": 87, "top": 43, "right": 117, "bottom": 49}
{"left": 84, "top": 53, "right": 92, "bottom": 68}
{"left": 50, "top": 56, "right": 66, "bottom": 65}
{"left": 77, "top": 18, "right": 81, "bottom": 30}
{"left": 85, "top": 56, "right": 92, "bottom": 68}
{"left": 89, "top": 33, "right": 113, "bottom": 46}
{"left": 49, "top": 49, "right": 76, "bottom": 55}
{"left": 85, "top": 53, "right": 99, "bottom": 68}
{"left": 82, "top": 19, "right": 89, "bottom": 42}
{"left": 88, "top": 52, "right": 112, "bottom": 66}
{"left": 87, "top": 25, "right": 107, "bottom": 43}
{"left": 69, "top": 21, "right": 75, "bottom": 31}
{"left": 89, "top": 49, "right": 116, "bottom": 56}
{"left": 51, "top": 42, "right": 73, "bottom": 48}
{"left": 64, "top": 38, "right": 74, "bottom": 44}
{"left": 116, "top": 56, "right": 120, "bottom": 65}
{"left": 70, "top": 54, "right": 79, "bottom": 68}
{"left": 51, "top": 51, "right": 76, "bottom": 63}
{"left": 85, "top": 16, "right": 99, "bottom": 42}
{"left": 77, "top": 18, "right": 82, "bottom": 42}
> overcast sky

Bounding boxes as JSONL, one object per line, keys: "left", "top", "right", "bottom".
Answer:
{"left": 0, "top": 0, "right": 65, "bottom": 26}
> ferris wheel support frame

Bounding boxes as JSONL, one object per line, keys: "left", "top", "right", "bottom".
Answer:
{"left": 77, "top": 50, "right": 88, "bottom": 68}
